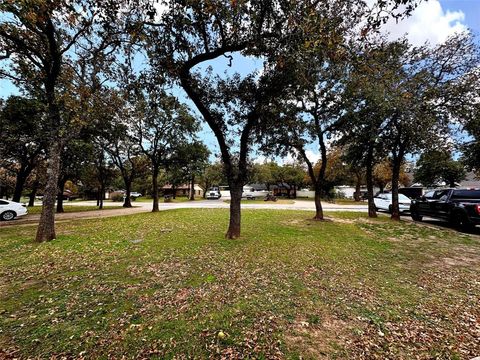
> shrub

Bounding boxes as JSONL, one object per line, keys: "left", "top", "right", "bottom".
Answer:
{"left": 334, "top": 190, "right": 347, "bottom": 199}
{"left": 110, "top": 192, "right": 124, "bottom": 202}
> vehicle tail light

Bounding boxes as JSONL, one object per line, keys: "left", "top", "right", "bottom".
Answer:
{"left": 476, "top": 204, "right": 480, "bottom": 215}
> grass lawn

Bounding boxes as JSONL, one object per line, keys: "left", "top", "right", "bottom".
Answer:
{"left": 223, "top": 199, "right": 295, "bottom": 205}
{"left": 26, "top": 205, "right": 124, "bottom": 215}
{"left": 1, "top": 209, "right": 479, "bottom": 359}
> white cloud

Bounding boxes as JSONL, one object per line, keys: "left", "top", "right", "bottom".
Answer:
{"left": 304, "top": 150, "right": 321, "bottom": 165}
{"left": 253, "top": 155, "right": 269, "bottom": 164}
{"left": 378, "top": 0, "right": 468, "bottom": 46}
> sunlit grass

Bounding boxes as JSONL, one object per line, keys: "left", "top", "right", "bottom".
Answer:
{"left": 1, "top": 209, "right": 479, "bottom": 358}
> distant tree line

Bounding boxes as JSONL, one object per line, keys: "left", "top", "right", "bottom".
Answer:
{"left": 1, "top": 0, "right": 479, "bottom": 241}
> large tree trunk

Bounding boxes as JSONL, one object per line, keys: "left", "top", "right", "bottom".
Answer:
{"left": 189, "top": 175, "right": 195, "bottom": 201}
{"left": 202, "top": 181, "right": 209, "bottom": 198}
{"left": 226, "top": 184, "right": 243, "bottom": 239}
{"left": 56, "top": 178, "right": 66, "bottom": 213}
{"left": 366, "top": 148, "right": 377, "bottom": 218}
{"left": 391, "top": 157, "right": 402, "bottom": 221}
{"left": 354, "top": 174, "right": 361, "bottom": 202}
{"left": 99, "top": 182, "right": 105, "bottom": 210}
{"left": 28, "top": 181, "right": 38, "bottom": 207}
{"left": 313, "top": 185, "right": 324, "bottom": 220}
{"left": 379, "top": 183, "right": 385, "bottom": 193}
{"left": 36, "top": 142, "right": 61, "bottom": 242}
{"left": 12, "top": 169, "right": 29, "bottom": 203}
{"left": 123, "top": 181, "right": 132, "bottom": 208}
{"left": 152, "top": 167, "right": 159, "bottom": 212}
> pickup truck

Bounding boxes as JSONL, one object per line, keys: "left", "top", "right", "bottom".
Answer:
{"left": 410, "top": 188, "right": 480, "bottom": 229}
{"left": 206, "top": 190, "right": 221, "bottom": 200}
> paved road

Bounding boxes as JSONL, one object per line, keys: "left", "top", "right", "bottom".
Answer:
{"left": 0, "top": 199, "right": 368, "bottom": 227}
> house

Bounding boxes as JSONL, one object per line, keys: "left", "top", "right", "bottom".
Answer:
{"left": 161, "top": 184, "right": 204, "bottom": 198}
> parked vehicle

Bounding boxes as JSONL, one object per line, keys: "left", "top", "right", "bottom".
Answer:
{"left": 0, "top": 199, "right": 28, "bottom": 221}
{"left": 242, "top": 186, "right": 268, "bottom": 200}
{"left": 374, "top": 193, "right": 411, "bottom": 213}
{"left": 117, "top": 190, "right": 142, "bottom": 199}
{"left": 206, "top": 189, "right": 221, "bottom": 200}
{"left": 410, "top": 188, "right": 480, "bottom": 229}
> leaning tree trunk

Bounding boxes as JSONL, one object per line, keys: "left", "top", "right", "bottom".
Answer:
{"left": 152, "top": 167, "right": 159, "bottom": 212}
{"left": 12, "top": 169, "right": 29, "bottom": 203}
{"left": 226, "top": 184, "right": 243, "bottom": 239}
{"left": 366, "top": 148, "right": 377, "bottom": 218}
{"left": 36, "top": 142, "right": 62, "bottom": 242}
{"left": 391, "top": 158, "right": 402, "bottom": 221}
{"left": 56, "top": 178, "right": 66, "bottom": 213}
{"left": 189, "top": 175, "right": 195, "bottom": 201}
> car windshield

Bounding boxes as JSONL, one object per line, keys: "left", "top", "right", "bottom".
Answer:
{"left": 424, "top": 191, "right": 434, "bottom": 198}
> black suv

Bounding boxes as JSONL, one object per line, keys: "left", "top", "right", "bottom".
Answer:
{"left": 410, "top": 189, "right": 480, "bottom": 230}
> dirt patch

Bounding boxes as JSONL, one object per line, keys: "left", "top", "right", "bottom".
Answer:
{"left": 438, "top": 247, "right": 480, "bottom": 268}
{"left": 0, "top": 207, "right": 148, "bottom": 228}
{"left": 285, "top": 315, "right": 354, "bottom": 358}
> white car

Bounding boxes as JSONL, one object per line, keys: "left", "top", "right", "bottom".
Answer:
{"left": 374, "top": 193, "right": 411, "bottom": 213}
{"left": 0, "top": 199, "right": 28, "bottom": 221}
{"left": 206, "top": 190, "right": 221, "bottom": 200}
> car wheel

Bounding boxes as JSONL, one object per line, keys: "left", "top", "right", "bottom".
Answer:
{"left": 1, "top": 210, "right": 16, "bottom": 221}
{"left": 450, "top": 212, "right": 473, "bottom": 231}
{"left": 388, "top": 205, "right": 393, "bottom": 214}
{"left": 411, "top": 211, "right": 423, "bottom": 221}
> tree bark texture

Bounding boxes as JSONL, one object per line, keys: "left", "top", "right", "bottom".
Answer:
{"left": 226, "top": 184, "right": 243, "bottom": 239}
{"left": 391, "top": 157, "right": 402, "bottom": 221}
{"left": 189, "top": 175, "right": 195, "bottom": 201}
{"left": 12, "top": 169, "right": 29, "bottom": 203}
{"left": 313, "top": 185, "right": 324, "bottom": 220}
{"left": 366, "top": 147, "right": 377, "bottom": 218}
{"left": 56, "top": 178, "right": 66, "bottom": 213}
{"left": 28, "top": 181, "right": 38, "bottom": 207}
{"left": 152, "top": 168, "right": 159, "bottom": 212}
{"left": 36, "top": 142, "right": 61, "bottom": 242}
{"left": 123, "top": 182, "right": 132, "bottom": 208}
{"left": 354, "top": 175, "right": 361, "bottom": 202}
{"left": 99, "top": 182, "right": 105, "bottom": 210}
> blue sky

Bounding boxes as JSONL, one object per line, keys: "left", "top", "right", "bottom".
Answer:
{"left": 1, "top": 0, "right": 479, "bottom": 162}
{"left": 443, "top": 0, "right": 480, "bottom": 34}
